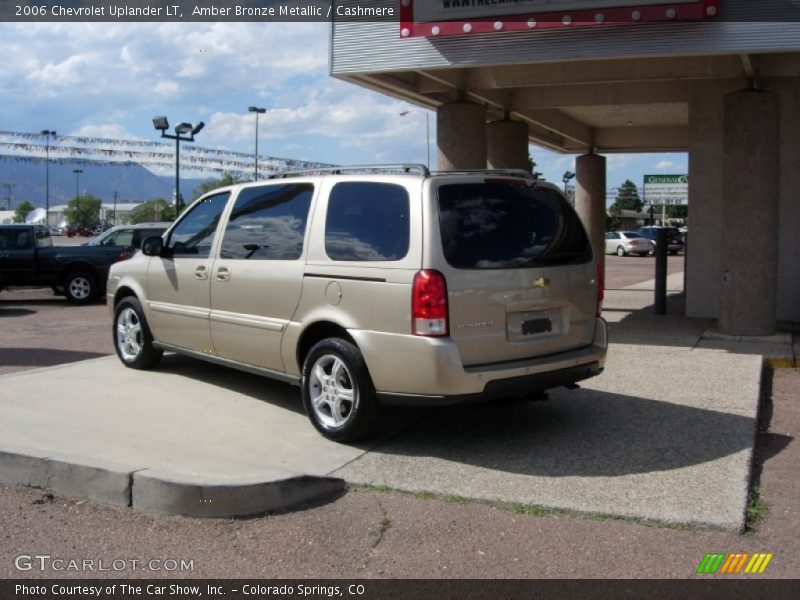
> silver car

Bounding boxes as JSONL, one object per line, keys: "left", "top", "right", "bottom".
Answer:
{"left": 108, "top": 166, "right": 608, "bottom": 442}
{"left": 605, "top": 231, "right": 654, "bottom": 256}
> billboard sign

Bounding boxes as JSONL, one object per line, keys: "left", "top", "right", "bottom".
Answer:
{"left": 643, "top": 174, "right": 689, "bottom": 206}
{"left": 400, "top": 0, "right": 719, "bottom": 38}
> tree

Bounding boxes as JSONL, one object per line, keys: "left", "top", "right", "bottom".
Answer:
{"left": 193, "top": 173, "right": 244, "bottom": 200}
{"left": 63, "top": 194, "right": 102, "bottom": 229}
{"left": 666, "top": 205, "right": 688, "bottom": 219}
{"left": 128, "top": 199, "right": 175, "bottom": 224}
{"left": 609, "top": 203, "right": 622, "bottom": 232}
{"left": 12, "top": 201, "right": 35, "bottom": 223}
{"left": 610, "top": 180, "right": 643, "bottom": 213}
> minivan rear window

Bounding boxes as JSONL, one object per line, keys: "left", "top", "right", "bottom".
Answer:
{"left": 438, "top": 182, "right": 592, "bottom": 269}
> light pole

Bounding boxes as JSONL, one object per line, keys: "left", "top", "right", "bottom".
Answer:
{"left": 248, "top": 106, "right": 266, "bottom": 181}
{"left": 72, "top": 169, "right": 83, "bottom": 200}
{"left": 399, "top": 110, "right": 431, "bottom": 169}
{"left": 152, "top": 116, "right": 204, "bottom": 216}
{"left": 41, "top": 130, "right": 57, "bottom": 225}
{"left": 562, "top": 170, "right": 576, "bottom": 194}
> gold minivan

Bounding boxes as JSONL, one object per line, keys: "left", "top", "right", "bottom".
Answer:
{"left": 108, "top": 166, "right": 607, "bottom": 441}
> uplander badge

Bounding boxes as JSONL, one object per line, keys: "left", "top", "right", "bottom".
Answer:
{"left": 455, "top": 321, "right": 494, "bottom": 329}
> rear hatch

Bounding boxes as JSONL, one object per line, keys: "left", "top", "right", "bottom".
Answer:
{"left": 434, "top": 179, "right": 598, "bottom": 367}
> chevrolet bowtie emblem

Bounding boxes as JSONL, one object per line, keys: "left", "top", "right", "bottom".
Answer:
{"left": 533, "top": 277, "right": 550, "bottom": 288}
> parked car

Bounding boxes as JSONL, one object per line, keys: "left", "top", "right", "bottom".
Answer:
{"left": 66, "top": 226, "right": 95, "bottom": 237}
{"left": 0, "top": 224, "right": 132, "bottom": 304}
{"left": 635, "top": 226, "right": 685, "bottom": 255}
{"left": 108, "top": 166, "right": 608, "bottom": 442}
{"left": 604, "top": 231, "right": 654, "bottom": 256}
{"left": 84, "top": 222, "right": 171, "bottom": 252}
{"left": 49, "top": 226, "right": 64, "bottom": 236}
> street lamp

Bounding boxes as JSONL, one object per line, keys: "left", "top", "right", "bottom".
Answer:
{"left": 41, "top": 130, "right": 57, "bottom": 225}
{"left": 399, "top": 110, "right": 431, "bottom": 169}
{"left": 152, "top": 116, "right": 204, "bottom": 215}
{"left": 72, "top": 169, "right": 83, "bottom": 200}
{"left": 562, "top": 170, "right": 576, "bottom": 194}
{"left": 248, "top": 106, "right": 266, "bottom": 181}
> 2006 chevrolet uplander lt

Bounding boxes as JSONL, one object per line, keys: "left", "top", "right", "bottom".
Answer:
{"left": 108, "top": 166, "right": 608, "bottom": 442}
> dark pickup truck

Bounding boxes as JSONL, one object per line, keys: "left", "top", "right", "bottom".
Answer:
{"left": 0, "top": 224, "right": 128, "bottom": 304}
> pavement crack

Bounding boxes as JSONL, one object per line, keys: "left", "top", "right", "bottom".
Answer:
{"left": 370, "top": 497, "right": 392, "bottom": 550}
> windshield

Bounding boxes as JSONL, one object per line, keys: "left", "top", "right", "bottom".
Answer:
{"left": 437, "top": 181, "right": 592, "bottom": 269}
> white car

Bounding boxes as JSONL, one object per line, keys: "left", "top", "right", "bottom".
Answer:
{"left": 605, "top": 231, "right": 654, "bottom": 256}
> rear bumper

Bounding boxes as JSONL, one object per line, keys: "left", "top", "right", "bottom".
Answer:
{"left": 350, "top": 317, "right": 608, "bottom": 406}
{"left": 377, "top": 361, "right": 603, "bottom": 406}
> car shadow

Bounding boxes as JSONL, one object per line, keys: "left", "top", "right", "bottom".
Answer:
{"left": 0, "top": 347, "right": 107, "bottom": 367}
{"left": 148, "top": 355, "right": 792, "bottom": 478}
{"left": 0, "top": 308, "right": 37, "bottom": 317}
{"left": 152, "top": 353, "right": 433, "bottom": 444}
{"left": 155, "top": 354, "right": 306, "bottom": 416}
{"left": 357, "top": 386, "right": 794, "bottom": 478}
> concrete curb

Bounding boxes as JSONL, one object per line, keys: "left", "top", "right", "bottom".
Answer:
{"left": 0, "top": 444, "right": 344, "bottom": 518}
{"left": 132, "top": 469, "right": 345, "bottom": 518}
{"left": 0, "top": 445, "right": 135, "bottom": 507}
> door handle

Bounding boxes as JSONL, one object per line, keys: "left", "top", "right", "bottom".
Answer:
{"left": 216, "top": 266, "right": 231, "bottom": 282}
{"left": 194, "top": 265, "right": 208, "bottom": 280}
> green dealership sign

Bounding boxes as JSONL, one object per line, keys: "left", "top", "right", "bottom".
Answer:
{"left": 643, "top": 174, "right": 689, "bottom": 205}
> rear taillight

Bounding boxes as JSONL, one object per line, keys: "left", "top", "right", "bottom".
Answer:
{"left": 596, "top": 262, "right": 605, "bottom": 317}
{"left": 412, "top": 270, "right": 449, "bottom": 337}
{"left": 117, "top": 248, "right": 130, "bottom": 262}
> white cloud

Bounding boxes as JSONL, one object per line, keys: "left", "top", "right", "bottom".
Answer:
{"left": 606, "top": 155, "right": 634, "bottom": 171}
{"left": 69, "top": 124, "right": 144, "bottom": 140}
{"left": 153, "top": 80, "right": 180, "bottom": 97}
{"left": 202, "top": 80, "right": 430, "bottom": 162}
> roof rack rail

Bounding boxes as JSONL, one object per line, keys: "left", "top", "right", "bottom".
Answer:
{"left": 430, "top": 169, "right": 537, "bottom": 180}
{"left": 266, "top": 164, "right": 430, "bottom": 179}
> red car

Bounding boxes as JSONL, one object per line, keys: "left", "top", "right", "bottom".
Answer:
{"left": 66, "top": 226, "right": 95, "bottom": 237}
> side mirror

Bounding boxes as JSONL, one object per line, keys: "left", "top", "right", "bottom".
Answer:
{"left": 142, "top": 236, "right": 164, "bottom": 257}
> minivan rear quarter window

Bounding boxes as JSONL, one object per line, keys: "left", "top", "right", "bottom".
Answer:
{"left": 325, "top": 182, "right": 409, "bottom": 261}
{"left": 438, "top": 181, "right": 591, "bottom": 269}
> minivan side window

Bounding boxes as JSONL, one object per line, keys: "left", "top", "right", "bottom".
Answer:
{"left": 220, "top": 183, "right": 313, "bottom": 260}
{"left": 167, "top": 192, "right": 230, "bottom": 258}
{"left": 325, "top": 182, "right": 409, "bottom": 262}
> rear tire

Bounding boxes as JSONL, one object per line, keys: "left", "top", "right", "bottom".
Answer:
{"left": 64, "top": 271, "right": 97, "bottom": 305}
{"left": 113, "top": 297, "right": 163, "bottom": 369}
{"left": 301, "top": 338, "right": 380, "bottom": 442}
{"left": 616, "top": 246, "right": 626, "bottom": 257}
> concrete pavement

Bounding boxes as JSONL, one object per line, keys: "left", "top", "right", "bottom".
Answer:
{"left": 0, "top": 271, "right": 793, "bottom": 530}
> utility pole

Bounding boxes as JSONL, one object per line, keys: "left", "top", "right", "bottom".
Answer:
{"left": 41, "top": 130, "right": 57, "bottom": 226}
{"left": 113, "top": 191, "right": 118, "bottom": 226}
{"left": 2, "top": 183, "right": 15, "bottom": 210}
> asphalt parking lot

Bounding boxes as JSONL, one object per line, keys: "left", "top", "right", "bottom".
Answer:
{"left": 1, "top": 254, "right": 798, "bottom": 579}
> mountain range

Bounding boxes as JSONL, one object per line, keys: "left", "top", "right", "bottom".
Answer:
{"left": 0, "top": 156, "right": 211, "bottom": 209}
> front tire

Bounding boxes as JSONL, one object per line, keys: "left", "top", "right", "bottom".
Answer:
{"left": 301, "top": 338, "right": 380, "bottom": 442}
{"left": 64, "top": 271, "right": 97, "bottom": 305}
{"left": 113, "top": 297, "right": 163, "bottom": 369}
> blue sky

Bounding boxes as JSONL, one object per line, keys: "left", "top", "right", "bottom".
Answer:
{"left": 0, "top": 21, "right": 687, "bottom": 202}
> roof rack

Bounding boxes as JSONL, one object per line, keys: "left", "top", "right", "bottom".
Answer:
{"left": 430, "top": 169, "right": 537, "bottom": 180}
{"left": 266, "top": 164, "right": 430, "bottom": 179}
